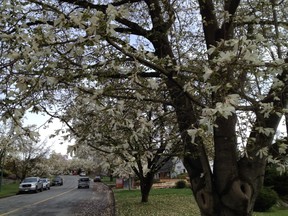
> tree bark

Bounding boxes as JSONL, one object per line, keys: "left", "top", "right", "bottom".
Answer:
{"left": 71, "top": 0, "right": 285, "bottom": 214}
{"left": 139, "top": 172, "right": 154, "bottom": 202}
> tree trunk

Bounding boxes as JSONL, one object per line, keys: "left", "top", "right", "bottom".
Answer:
{"left": 185, "top": 157, "right": 261, "bottom": 216}
{"left": 145, "top": 1, "right": 270, "bottom": 214}
{"left": 139, "top": 173, "right": 154, "bottom": 203}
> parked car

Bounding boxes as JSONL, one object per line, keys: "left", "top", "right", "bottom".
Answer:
{"left": 51, "top": 176, "right": 63, "bottom": 186}
{"left": 94, "top": 176, "right": 101, "bottom": 182}
{"left": 79, "top": 172, "right": 86, "bottom": 176}
{"left": 40, "top": 178, "right": 50, "bottom": 190}
{"left": 78, "top": 177, "right": 90, "bottom": 189}
{"left": 18, "top": 177, "right": 43, "bottom": 193}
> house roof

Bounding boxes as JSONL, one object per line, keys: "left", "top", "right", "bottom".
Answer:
{"left": 158, "top": 159, "right": 174, "bottom": 172}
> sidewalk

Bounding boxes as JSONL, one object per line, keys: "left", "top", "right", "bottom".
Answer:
{"left": 73, "top": 182, "right": 116, "bottom": 216}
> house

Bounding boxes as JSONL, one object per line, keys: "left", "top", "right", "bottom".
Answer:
{"left": 171, "top": 158, "right": 187, "bottom": 178}
{"left": 154, "top": 158, "right": 187, "bottom": 179}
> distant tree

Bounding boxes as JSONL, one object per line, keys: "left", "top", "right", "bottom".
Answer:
{"left": 47, "top": 151, "right": 70, "bottom": 175}
{"left": 66, "top": 98, "right": 181, "bottom": 202}
{"left": 0, "top": 122, "right": 42, "bottom": 180}
{"left": 0, "top": 122, "right": 18, "bottom": 177}
{"left": 9, "top": 137, "right": 50, "bottom": 180}
{"left": 60, "top": 149, "right": 98, "bottom": 176}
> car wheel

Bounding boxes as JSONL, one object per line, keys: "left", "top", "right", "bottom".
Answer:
{"left": 35, "top": 187, "right": 38, "bottom": 193}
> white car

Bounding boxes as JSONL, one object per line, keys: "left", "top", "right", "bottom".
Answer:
{"left": 18, "top": 177, "right": 43, "bottom": 193}
{"left": 79, "top": 172, "right": 86, "bottom": 176}
{"left": 40, "top": 178, "right": 51, "bottom": 190}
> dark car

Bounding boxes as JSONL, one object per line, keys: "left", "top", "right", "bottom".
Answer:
{"left": 78, "top": 177, "right": 90, "bottom": 189}
{"left": 94, "top": 176, "right": 101, "bottom": 182}
{"left": 51, "top": 176, "right": 63, "bottom": 186}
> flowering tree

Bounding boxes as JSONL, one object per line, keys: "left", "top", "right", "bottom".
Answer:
{"left": 6, "top": 138, "right": 50, "bottom": 180}
{"left": 66, "top": 156, "right": 96, "bottom": 174}
{"left": 47, "top": 151, "right": 71, "bottom": 175}
{"left": 0, "top": 122, "right": 43, "bottom": 179}
{"left": 65, "top": 96, "right": 181, "bottom": 202}
{"left": 0, "top": 123, "right": 15, "bottom": 176}
{"left": 1, "top": 0, "right": 288, "bottom": 215}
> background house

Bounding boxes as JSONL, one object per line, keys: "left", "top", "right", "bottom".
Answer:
{"left": 155, "top": 158, "right": 187, "bottom": 179}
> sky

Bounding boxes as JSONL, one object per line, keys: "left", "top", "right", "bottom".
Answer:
{"left": 23, "top": 112, "right": 71, "bottom": 155}
{"left": 23, "top": 111, "right": 287, "bottom": 157}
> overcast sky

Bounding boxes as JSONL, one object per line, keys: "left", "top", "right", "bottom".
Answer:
{"left": 23, "top": 112, "right": 70, "bottom": 155}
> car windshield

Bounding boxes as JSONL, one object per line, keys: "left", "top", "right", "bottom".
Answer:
{"left": 79, "top": 178, "right": 89, "bottom": 182}
{"left": 40, "top": 179, "right": 47, "bottom": 182}
{"left": 23, "top": 178, "right": 37, "bottom": 183}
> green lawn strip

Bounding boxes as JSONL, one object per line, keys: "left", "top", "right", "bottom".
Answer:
{"left": 101, "top": 177, "right": 116, "bottom": 188}
{"left": 101, "top": 176, "right": 115, "bottom": 183}
{"left": 253, "top": 206, "right": 288, "bottom": 216}
{"left": 101, "top": 176, "right": 116, "bottom": 184}
{"left": 114, "top": 188, "right": 200, "bottom": 216}
{"left": 114, "top": 188, "right": 288, "bottom": 216}
{"left": 254, "top": 210, "right": 288, "bottom": 216}
{"left": 0, "top": 182, "right": 19, "bottom": 198}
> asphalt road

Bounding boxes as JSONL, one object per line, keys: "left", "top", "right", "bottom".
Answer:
{"left": 0, "top": 175, "right": 114, "bottom": 216}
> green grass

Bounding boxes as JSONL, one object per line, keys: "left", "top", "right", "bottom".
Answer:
{"left": 253, "top": 206, "right": 288, "bottom": 216}
{"left": 114, "top": 188, "right": 200, "bottom": 216}
{"left": 101, "top": 176, "right": 116, "bottom": 184}
{"left": 101, "top": 176, "right": 116, "bottom": 188}
{"left": 0, "top": 182, "right": 19, "bottom": 198}
{"left": 114, "top": 188, "right": 288, "bottom": 216}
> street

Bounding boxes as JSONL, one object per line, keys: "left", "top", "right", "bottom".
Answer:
{"left": 0, "top": 175, "right": 114, "bottom": 216}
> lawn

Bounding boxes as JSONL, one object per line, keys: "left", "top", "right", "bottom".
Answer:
{"left": 114, "top": 188, "right": 200, "bottom": 216}
{"left": 0, "top": 182, "right": 19, "bottom": 198}
{"left": 114, "top": 188, "right": 288, "bottom": 216}
{"left": 253, "top": 207, "right": 288, "bottom": 216}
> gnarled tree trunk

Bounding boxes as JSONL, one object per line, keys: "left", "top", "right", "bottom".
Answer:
{"left": 139, "top": 172, "right": 154, "bottom": 202}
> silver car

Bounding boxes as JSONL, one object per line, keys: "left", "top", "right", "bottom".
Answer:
{"left": 18, "top": 177, "right": 43, "bottom": 193}
{"left": 78, "top": 177, "right": 90, "bottom": 189}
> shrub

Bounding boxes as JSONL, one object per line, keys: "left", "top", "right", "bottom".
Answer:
{"left": 153, "top": 178, "right": 160, "bottom": 183}
{"left": 175, "top": 180, "right": 187, "bottom": 189}
{"left": 264, "top": 166, "right": 288, "bottom": 198}
{"left": 254, "top": 187, "right": 278, "bottom": 212}
{"left": 177, "top": 173, "right": 188, "bottom": 179}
